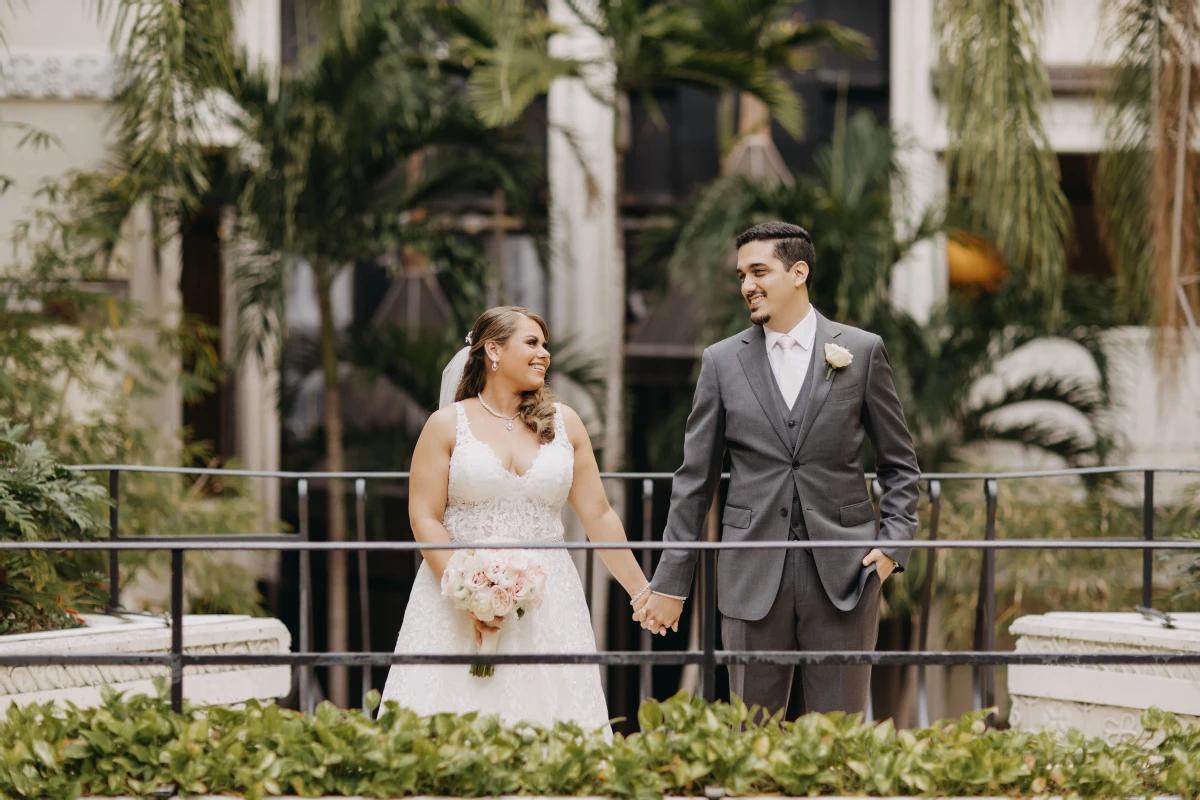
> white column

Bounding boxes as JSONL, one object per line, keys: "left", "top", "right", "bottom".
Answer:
{"left": 889, "top": 0, "right": 947, "bottom": 323}
{"left": 547, "top": 0, "right": 620, "bottom": 643}
{"left": 126, "top": 205, "right": 184, "bottom": 449}
{"left": 230, "top": 2, "right": 282, "bottom": 532}
{"left": 222, "top": 212, "right": 282, "bottom": 533}
{"left": 235, "top": 0, "right": 282, "bottom": 70}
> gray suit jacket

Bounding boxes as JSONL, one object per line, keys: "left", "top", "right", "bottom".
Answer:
{"left": 650, "top": 312, "right": 920, "bottom": 620}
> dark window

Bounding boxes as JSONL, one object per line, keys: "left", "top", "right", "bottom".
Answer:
{"left": 1059, "top": 153, "right": 1115, "bottom": 277}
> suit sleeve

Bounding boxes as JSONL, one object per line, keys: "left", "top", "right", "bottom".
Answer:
{"left": 649, "top": 347, "right": 726, "bottom": 599}
{"left": 862, "top": 335, "right": 920, "bottom": 570}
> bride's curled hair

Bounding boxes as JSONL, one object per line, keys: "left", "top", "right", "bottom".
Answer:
{"left": 456, "top": 306, "right": 559, "bottom": 443}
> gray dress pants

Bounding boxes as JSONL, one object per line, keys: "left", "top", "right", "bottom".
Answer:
{"left": 722, "top": 539, "right": 881, "bottom": 719}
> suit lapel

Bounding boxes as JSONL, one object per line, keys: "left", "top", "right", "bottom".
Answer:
{"left": 737, "top": 326, "right": 792, "bottom": 454}
{"left": 793, "top": 312, "right": 840, "bottom": 456}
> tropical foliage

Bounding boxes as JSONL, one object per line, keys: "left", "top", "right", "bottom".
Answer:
{"left": 2, "top": 688, "right": 1200, "bottom": 798}
{"left": 441, "top": 0, "right": 871, "bottom": 477}
{"left": 935, "top": 0, "right": 1200, "bottom": 347}
{"left": 224, "top": 3, "right": 551, "bottom": 704}
{"left": 1094, "top": 0, "right": 1200, "bottom": 337}
{"left": 0, "top": 168, "right": 268, "bottom": 628}
{"left": 659, "top": 110, "right": 1113, "bottom": 473}
{"left": 888, "top": 479, "right": 1200, "bottom": 654}
{"left": 0, "top": 422, "right": 108, "bottom": 635}
{"left": 935, "top": 0, "right": 1071, "bottom": 312}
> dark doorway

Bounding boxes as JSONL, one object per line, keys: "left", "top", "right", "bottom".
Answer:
{"left": 180, "top": 206, "right": 233, "bottom": 462}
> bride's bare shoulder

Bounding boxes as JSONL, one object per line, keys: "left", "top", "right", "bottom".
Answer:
{"left": 422, "top": 405, "right": 460, "bottom": 442}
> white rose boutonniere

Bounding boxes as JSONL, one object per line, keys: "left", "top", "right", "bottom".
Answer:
{"left": 824, "top": 343, "right": 853, "bottom": 381}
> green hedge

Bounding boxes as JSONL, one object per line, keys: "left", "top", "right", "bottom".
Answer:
{"left": 1, "top": 687, "right": 1197, "bottom": 800}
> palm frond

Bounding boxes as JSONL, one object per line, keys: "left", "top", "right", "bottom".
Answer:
{"left": 936, "top": 0, "right": 1072, "bottom": 312}
{"left": 665, "top": 110, "right": 942, "bottom": 327}
{"left": 1095, "top": 1, "right": 1160, "bottom": 325}
{"left": 1096, "top": 0, "right": 1200, "bottom": 341}
{"left": 426, "top": 0, "right": 581, "bottom": 126}
{"left": 96, "top": 0, "right": 238, "bottom": 219}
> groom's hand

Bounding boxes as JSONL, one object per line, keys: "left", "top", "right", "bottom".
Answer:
{"left": 633, "top": 593, "right": 683, "bottom": 636}
{"left": 863, "top": 549, "right": 897, "bottom": 582}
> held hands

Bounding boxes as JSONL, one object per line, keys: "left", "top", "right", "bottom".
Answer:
{"left": 632, "top": 591, "right": 683, "bottom": 636}
{"left": 863, "top": 548, "right": 897, "bottom": 582}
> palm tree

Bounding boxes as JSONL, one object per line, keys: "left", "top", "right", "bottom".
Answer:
{"left": 667, "top": 110, "right": 938, "bottom": 334}
{"left": 499, "top": 0, "right": 866, "bottom": 475}
{"left": 935, "top": 0, "right": 1072, "bottom": 315}
{"left": 1094, "top": 0, "right": 1200, "bottom": 351}
{"left": 664, "top": 109, "right": 1113, "bottom": 472}
{"left": 227, "top": 3, "right": 546, "bottom": 706}
{"left": 935, "top": 0, "right": 1200, "bottom": 354}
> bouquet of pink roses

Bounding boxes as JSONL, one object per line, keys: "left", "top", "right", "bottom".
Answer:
{"left": 440, "top": 543, "right": 548, "bottom": 677}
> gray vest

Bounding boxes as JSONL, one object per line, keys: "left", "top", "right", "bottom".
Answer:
{"left": 765, "top": 343, "right": 822, "bottom": 540}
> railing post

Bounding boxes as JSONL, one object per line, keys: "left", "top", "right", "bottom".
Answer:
{"left": 639, "top": 479, "right": 653, "bottom": 702}
{"left": 108, "top": 469, "right": 121, "bottom": 612}
{"left": 171, "top": 548, "right": 184, "bottom": 714}
{"left": 298, "top": 479, "right": 314, "bottom": 715}
{"left": 584, "top": 539, "right": 594, "bottom": 614}
{"left": 1143, "top": 470, "right": 1155, "bottom": 609}
{"left": 917, "top": 479, "right": 941, "bottom": 728}
{"left": 973, "top": 479, "right": 998, "bottom": 720}
{"left": 701, "top": 549, "right": 717, "bottom": 702}
{"left": 355, "top": 479, "right": 372, "bottom": 709}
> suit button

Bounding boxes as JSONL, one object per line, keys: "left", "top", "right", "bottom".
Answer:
{"left": 792, "top": 461, "right": 800, "bottom": 470}
{"left": 788, "top": 420, "right": 797, "bottom": 428}
{"left": 780, "top": 508, "right": 788, "bottom": 518}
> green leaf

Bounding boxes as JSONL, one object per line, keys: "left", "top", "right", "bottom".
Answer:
{"left": 637, "top": 700, "right": 664, "bottom": 731}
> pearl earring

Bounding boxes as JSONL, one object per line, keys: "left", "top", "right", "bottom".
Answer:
{"left": 492, "top": 360, "right": 499, "bottom": 371}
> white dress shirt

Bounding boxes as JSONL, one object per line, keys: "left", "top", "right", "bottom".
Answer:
{"left": 764, "top": 307, "right": 817, "bottom": 408}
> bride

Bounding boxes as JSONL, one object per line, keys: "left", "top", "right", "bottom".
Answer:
{"left": 380, "top": 306, "right": 668, "bottom": 733}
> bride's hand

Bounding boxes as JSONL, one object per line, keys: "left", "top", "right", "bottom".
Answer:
{"left": 469, "top": 613, "right": 503, "bottom": 645}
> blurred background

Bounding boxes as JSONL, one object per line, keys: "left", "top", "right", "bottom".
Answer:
{"left": 2, "top": 0, "right": 1199, "bottom": 732}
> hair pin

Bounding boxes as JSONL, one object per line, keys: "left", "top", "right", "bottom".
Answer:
{"left": 465, "top": 332, "right": 473, "bottom": 346}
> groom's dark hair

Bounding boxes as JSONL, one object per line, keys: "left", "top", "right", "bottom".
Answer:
{"left": 735, "top": 222, "right": 815, "bottom": 281}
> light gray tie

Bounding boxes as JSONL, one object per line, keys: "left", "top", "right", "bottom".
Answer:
{"left": 775, "top": 335, "right": 802, "bottom": 409}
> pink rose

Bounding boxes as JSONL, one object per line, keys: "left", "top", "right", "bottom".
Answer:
{"left": 511, "top": 579, "right": 531, "bottom": 603}
{"left": 489, "top": 586, "right": 514, "bottom": 618}
{"left": 468, "top": 569, "right": 491, "bottom": 591}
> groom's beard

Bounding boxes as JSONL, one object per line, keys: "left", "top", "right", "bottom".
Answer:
{"left": 748, "top": 293, "right": 769, "bottom": 325}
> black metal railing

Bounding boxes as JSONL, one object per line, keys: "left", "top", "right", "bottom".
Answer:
{"left": 4, "top": 464, "right": 1194, "bottom": 721}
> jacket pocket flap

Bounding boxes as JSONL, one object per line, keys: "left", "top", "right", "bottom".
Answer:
{"left": 721, "top": 504, "right": 752, "bottom": 529}
{"left": 839, "top": 499, "right": 876, "bottom": 527}
{"left": 829, "top": 383, "right": 862, "bottom": 400}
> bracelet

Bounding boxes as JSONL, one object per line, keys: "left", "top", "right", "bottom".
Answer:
{"left": 629, "top": 584, "right": 651, "bottom": 606}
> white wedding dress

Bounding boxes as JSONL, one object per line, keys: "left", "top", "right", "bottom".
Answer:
{"left": 380, "top": 402, "right": 612, "bottom": 735}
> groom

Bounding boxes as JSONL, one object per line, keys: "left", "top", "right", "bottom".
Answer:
{"left": 635, "top": 222, "right": 919, "bottom": 718}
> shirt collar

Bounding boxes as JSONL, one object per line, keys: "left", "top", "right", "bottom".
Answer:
{"left": 764, "top": 306, "right": 817, "bottom": 352}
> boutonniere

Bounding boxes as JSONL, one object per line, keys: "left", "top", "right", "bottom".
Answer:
{"left": 824, "top": 343, "right": 853, "bottom": 381}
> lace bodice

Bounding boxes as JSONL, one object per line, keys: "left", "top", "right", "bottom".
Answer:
{"left": 443, "top": 402, "right": 574, "bottom": 544}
